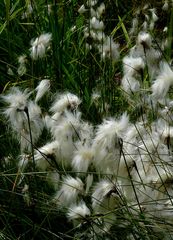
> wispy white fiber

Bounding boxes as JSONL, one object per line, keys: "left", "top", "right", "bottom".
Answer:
{"left": 53, "top": 176, "right": 84, "bottom": 207}
{"left": 78, "top": 4, "right": 87, "bottom": 14}
{"left": 72, "top": 145, "right": 94, "bottom": 173}
{"left": 50, "top": 92, "right": 81, "bottom": 113}
{"left": 152, "top": 62, "right": 173, "bottom": 100}
{"left": 137, "top": 31, "right": 152, "bottom": 49}
{"left": 34, "top": 141, "right": 60, "bottom": 171}
{"left": 30, "top": 33, "right": 52, "bottom": 60}
{"left": 96, "top": 3, "right": 105, "bottom": 17}
{"left": 123, "top": 56, "right": 145, "bottom": 76}
{"left": 90, "top": 17, "right": 104, "bottom": 30}
{"left": 93, "top": 113, "right": 129, "bottom": 172}
{"left": 67, "top": 201, "right": 91, "bottom": 221}
{"left": 99, "top": 36, "right": 120, "bottom": 61}
{"left": 35, "top": 79, "right": 50, "bottom": 102}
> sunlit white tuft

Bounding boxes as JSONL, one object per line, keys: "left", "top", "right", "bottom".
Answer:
{"left": 30, "top": 33, "right": 52, "bottom": 60}
{"left": 35, "top": 79, "right": 50, "bottom": 102}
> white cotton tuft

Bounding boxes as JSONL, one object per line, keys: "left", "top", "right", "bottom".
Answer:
{"left": 52, "top": 110, "right": 81, "bottom": 140}
{"left": 78, "top": 4, "right": 87, "bottom": 14}
{"left": 72, "top": 146, "right": 94, "bottom": 174}
{"left": 17, "top": 64, "right": 27, "bottom": 76}
{"left": 67, "top": 201, "right": 91, "bottom": 221}
{"left": 129, "top": 17, "right": 138, "bottom": 36}
{"left": 121, "top": 56, "right": 144, "bottom": 93}
{"left": 163, "top": 0, "right": 169, "bottom": 11}
{"left": 90, "top": 17, "right": 104, "bottom": 30}
{"left": 2, "top": 87, "right": 30, "bottom": 114}
{"left": 45, "top": 111, "right": 83, "bottom": 166}
{"left": 96, "top": 3, "right": 105, "bottom": 17}
{"left": 90, "top": 7, "right": 97, "bottom": 17}
{"left": 121, "top": 75, "right": 140, "bottom": 93}
{"left": 35, "top": 79, "right": 50, "bottom": 102}
{"left": 50, "top": 92, "right": 81, "bottom": 113}
{"left": 34, "top": 141, "right": 60, "bottom": 171}
{"left": 99, "top": 36, "right": 120, "bottom": 61}
{"left": 19, "top": 101, "right": 44, "bottom": 151}
{"left": 17, "top": 55, "right": 27, "bottom": 76}
{"left": 92, "top": 179, "right": 117, "bottom": 210}
{"left": 18, "top": 154, "right": 31, "bottom": 175}
{"left": 53, "top": 176, "right": 84, "bottom": 207}
{"left": 93, "top": 113, "right": 129, "bottom": 147}
{"left": 78, "top": 121, "right": 94, "bottom": 145}
{"left": 123, "top": 56, "right": 145, "bottom": 76}
{"left": 93, "top": 113, "right": 129, "bottom": 173}
{"left": 137, "top": 31, "right": 152, "bottom": 49}
{"left": 1, "top": 87, "right": 44, "bottom": 151}
{"left": 86, "top": 0, "right": 97, "bottom": 7}
{"left": 149, "top": 8, "right": 158, "bottom": 22}
{"left": 152, "top": 62, "right": 173, "bottom": 100}
{"left": 30, "top": 33, "right": 52, "bottom": 60}
{"left": 18, "top": 55, "right": 27, "bottom": 65}
{"left": 2, "top": 87, "right": 43, "bottom": 150}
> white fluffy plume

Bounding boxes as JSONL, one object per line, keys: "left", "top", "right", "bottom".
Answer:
{"left": 152, "top": 62, "right": 173, "bottom": 100}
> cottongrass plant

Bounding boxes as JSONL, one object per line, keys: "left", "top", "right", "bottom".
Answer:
{"left": 78, "top": 0, "right": 119, "bottom": 61}
{"left": 3, "top": 80, "right": 173, "bottom": 238}
{"left": 2, "top": 1, "right": 173, "bottom": 239}
{"left": 30, "top": 33, "right": 52, "bottom": 60}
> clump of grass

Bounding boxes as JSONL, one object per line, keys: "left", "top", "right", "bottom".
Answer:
{"left": 1, "top": 0, "right": 173, "bottom": 239}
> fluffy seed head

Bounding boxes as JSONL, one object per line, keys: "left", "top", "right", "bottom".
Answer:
{"left": 149, "top": 8, "right": 158, "bottom": 22}
{"left": 129, "top": 18, "right": 138, "bottom": 36}
{"left": 162, "top": 0, "right": 169, "bottom": 11}
{"left": 50, "top": 92, "right": 81, "bottom": 113}
{"left": 18, "top": 55, "right": 27, "bottom": 65}
{"left": 17, "top": 64, "right": 26, "bottom": 76}
{"left": 78, "top": 4, "right": 87, "bottom": 14}
{"left": 92, "top": 179, "right": 116, "bottom": 209}
{"left": 100, "top": 36, "right": 120, "bottom": 61}
{"left": 72, "top": 146, "right": 94, "bottom": 173}
{"left": 93, "top": 113, "right": 129, "bottom": 173}
{"left": 90, "top": 17, "right": 104, "bottom": 30}
{"left": 67, "top": 201, "right": 91, "bottom": 221}
{"left": 152, "top": 62, "right": 173, "bottom": 100}
{"left": 30, "top": 33, "right": 52, "bottom": 60}
{"left": 96, "top": 3, "right": 105, "bottom": 17}
{"left": 123, "top": 56, "right": 145, "bottom": 76}
{"left": 86, "top": 0, "right": 97, "bottom": 7}
{"left": 2, "top": 87, "right": 30, "bottom": 112}
{"left": 35, "top": 79, "right": 50, "bottom": 102}
{"left": 20, "top": 101, "right": 43, "bottom": 150}
{"left": 34, "top": 141, "right": 60, "bottom": 170}
{"left": 53, "top": 176, "right": 84, "bottom": 207}
{"left": 2, "top": 87, "right": 44, "bottom": 151}
{"left": 93, "top": 113, "right": 129, "bottom": 146}
{"left": 2, "top": 87, "right": 31, "bottom": 141}
{"left": 137, "top": 32, "right": 152, "bottom": 49}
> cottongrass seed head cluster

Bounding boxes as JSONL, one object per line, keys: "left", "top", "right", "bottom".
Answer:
{"left": 2, "top": 0, "right": 173, "bottom": 239}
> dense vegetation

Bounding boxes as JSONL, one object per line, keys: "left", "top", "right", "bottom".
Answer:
{"left": 1, "top": 0, "right": 173, "bottom": 239}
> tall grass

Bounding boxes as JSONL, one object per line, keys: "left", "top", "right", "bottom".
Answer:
{"left": 1, "top": 0, "right": 173, "bottom": 239}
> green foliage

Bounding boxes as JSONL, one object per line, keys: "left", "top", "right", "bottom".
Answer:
{"left": 1, "top": 0, "right": 173, "bottom": 239}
